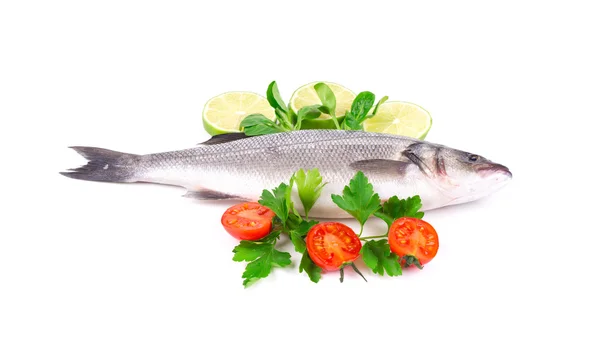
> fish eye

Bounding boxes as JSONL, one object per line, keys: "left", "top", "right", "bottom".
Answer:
{"left": 468, "top": 154, "right": 479, "bottom": 162}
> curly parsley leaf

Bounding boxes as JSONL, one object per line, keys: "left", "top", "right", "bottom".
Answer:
{"left": 232, "top": 240, "right": 273, "bottom": 262}
{"left": 361, "top": 239, "right": 402, "bottom": 276}
{"left": 290, "top": 231, "right": 306, "bottom": 253}
{"left": 294, "top": 168, "right": 327, "bottom": 216}
{"left": 289, "top": 219, "right": 318, "bottom": 253}
{"left": 232, "top": 230, "right": 280, "bottom": 262}
{"left": 241, "top": 249, "right": 291, "bottom": 287}
{"left": 296, "top": 219, "right": 318, "bottom": 236}
{"left": 374, "top": 195, "right": 424, "bottom": 226}
{"left": 299, "top": 251, "right": 322, "bottom": 283}
{"left": 331, "top": 171, "right": 381, "bottom": 235}
{"left": 232, "top": 231, "right": 291, "bottom": 287}
{"left": 259, "top": 183, "right": 292, "bottom": 225}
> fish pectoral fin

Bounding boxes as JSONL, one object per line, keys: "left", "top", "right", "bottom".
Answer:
{"left": 183, "top": 189, "right": 241, "bottom": 200}
{"left": 197, "top": 133, "right": 250, "bottom": 145}
{"left": 349, "top": 159, "right": 411, "bottom": 176}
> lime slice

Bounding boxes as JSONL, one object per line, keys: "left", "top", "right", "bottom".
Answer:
{"left": 289, "top": 81, "right": 355, "bottom": 129}
{"left": 363, "top": 101, "right": 432, "bottom": 139}
{"left": 202, "top": 92, "right": 275, "bottom": 135}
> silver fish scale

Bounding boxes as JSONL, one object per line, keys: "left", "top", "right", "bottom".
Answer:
{"left": 140, "top": 130, "right": 417, "bottom": 186}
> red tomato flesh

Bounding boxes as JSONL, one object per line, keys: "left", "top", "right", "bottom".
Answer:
{"left": 306, "top": 222, "right": 362, "bottom": 271}
{"left": 388, "top": 217, "right": 439, "bottom": 266}
{"left": 221, "top": 202, "right": 275, "bottom": 240}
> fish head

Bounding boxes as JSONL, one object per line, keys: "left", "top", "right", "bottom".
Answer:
{"left": 404, "top": 143, "right": 512, "bottom": 204}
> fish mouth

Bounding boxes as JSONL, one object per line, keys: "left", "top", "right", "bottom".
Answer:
{"left": 475, "top": 163, "right": 512, "bottom": 178}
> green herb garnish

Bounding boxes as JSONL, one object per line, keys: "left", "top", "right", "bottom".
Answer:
{"left": 343, "top": 92, "right": 388, "bottom": 130}
{"left": 232, "top": 168, "right": 324, "bottom": 286}
{"left": 239, "top": 81, "right": 387, "bottom": 135}
{"left": 360, "top": 239, "right": 402, "bottom": 276}
{"left": 294, "top": 168, "right": 327, "bottom": 217}
{"left": 232, "top": 168, "right": 427, "bottom": 287}
{"left": 375, "top": 195, "right": 424, "bottom": 226}
{"left": 331, "top": 171, "right": 381, "bottom": 236}
{"left": 232, "top": 230, "right": 291, "bottom": 287}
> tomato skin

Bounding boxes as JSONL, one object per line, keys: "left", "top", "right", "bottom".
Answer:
{"left": 221, "top": 202, "right": 275, "bottom": 240}
{"left": 306, "top": 222, "right": 362, "bottom": 271}
{"left": 388, "top": 217, "right": 439, "bottom": 266}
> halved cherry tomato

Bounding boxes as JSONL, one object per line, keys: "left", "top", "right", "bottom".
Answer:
{"left": 388, "top": 217, "right": 439, "bottom": 267}
{"left": 306, "top": 222, "right": 362, "bottom": 271}
{"left": 221, "top": 202, "right": 275, "bottom": 240}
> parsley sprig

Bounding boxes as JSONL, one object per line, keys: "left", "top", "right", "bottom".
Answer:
{"left": 332, "top": 171, "right": 425, "bottom": 277}
{"left": 231, "top": 168, "right": 426, "bottom": 287}
{"left": 232, "top": 230, "right": 291, "bottom": 287}
{"left": 375, "top": 195, "right": 424, "bottom": 226}
{"left": 231, "top": 169, "right": 324, "bottom": 286}
{"left": 361, "top": 239, "right": 402, "bottom": 277}
{"left": 331, "top": 171, "right": 381, "bottom": 237}
{"left": 239, "top": 81, "right": 388, "bottom": 135}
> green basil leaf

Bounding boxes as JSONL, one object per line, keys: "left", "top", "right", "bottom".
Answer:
{"left": 299, "top": 251, "right": 322, "bottom": 283}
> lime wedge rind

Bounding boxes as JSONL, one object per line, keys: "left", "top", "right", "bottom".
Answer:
{"left": 363, "top": 101, "right": 432, "bottom": 140}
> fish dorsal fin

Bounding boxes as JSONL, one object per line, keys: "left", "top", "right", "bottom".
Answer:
{"left": 198, "top": 133, "right": 250, "bottom": 145}
{"left": 183, "top": 189, "right": 241, "bottom": 200}
{"left": 349, "top": 159, "right": 411, "bottom": 177}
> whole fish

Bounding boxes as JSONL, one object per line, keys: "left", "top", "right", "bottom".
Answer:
{"left": 61, "top": 130, "right": 511, "bottom": 218}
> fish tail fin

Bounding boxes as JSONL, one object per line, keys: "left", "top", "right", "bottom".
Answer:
{"left": 60, "top": 146, "right": 141, "bottom": 183}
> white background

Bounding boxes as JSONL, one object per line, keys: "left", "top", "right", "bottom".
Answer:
{"left": 1, "top": 1, "right": 599, "bottom": 336}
